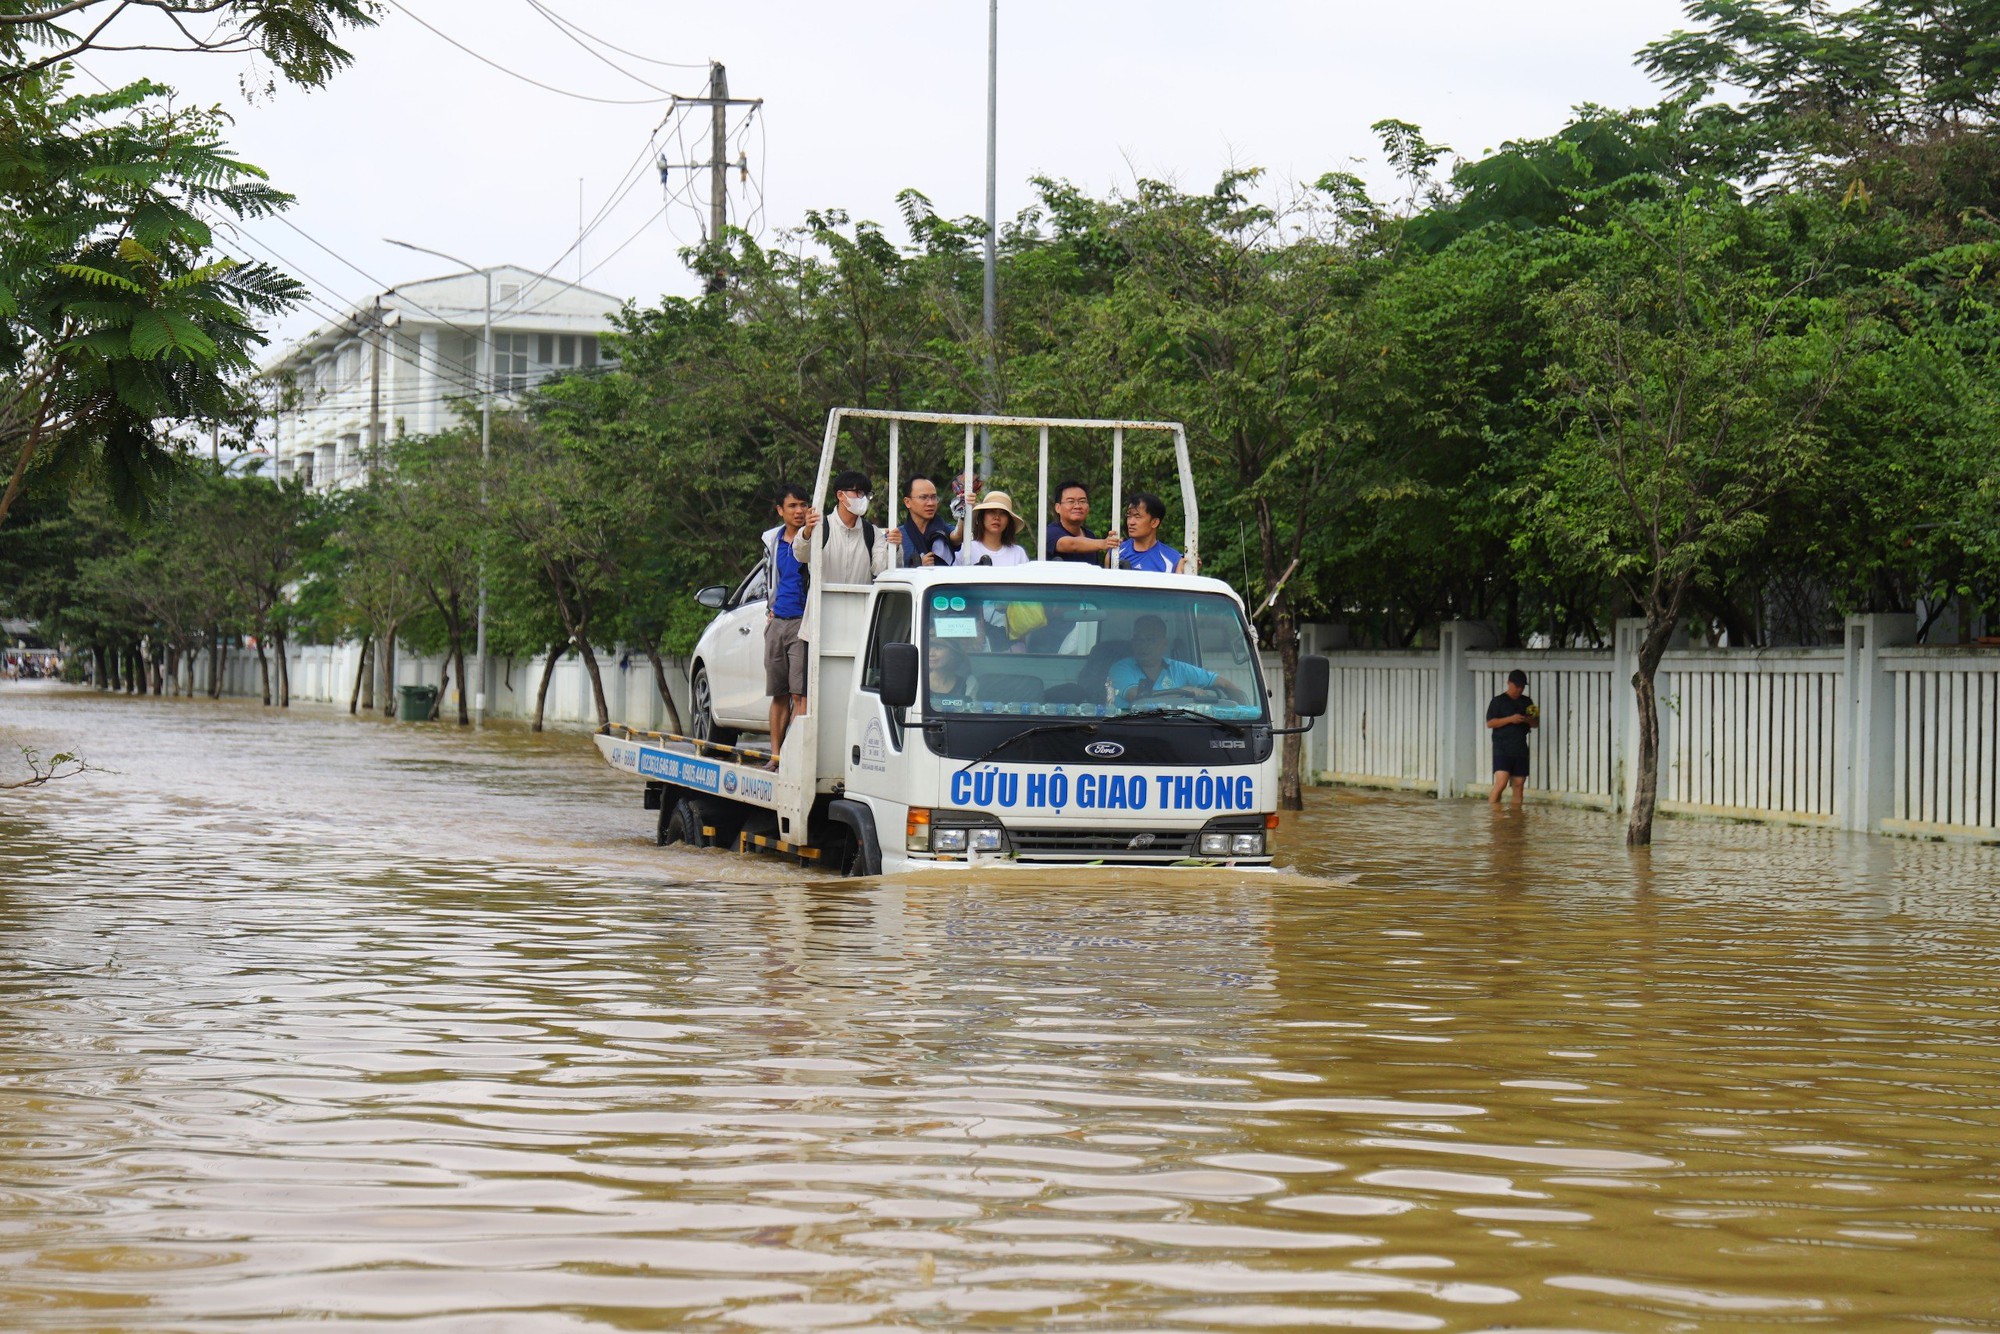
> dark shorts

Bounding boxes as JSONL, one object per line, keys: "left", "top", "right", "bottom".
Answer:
{"left": 1493, "top": 747, "right": 1530, "bottom": 778}
{"left": 764, "top": 616, "right": 806, "bottom": 698}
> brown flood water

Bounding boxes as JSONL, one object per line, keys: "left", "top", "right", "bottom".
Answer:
{"left": 3, "top": 682, "right": 1999, "bottom": 1332}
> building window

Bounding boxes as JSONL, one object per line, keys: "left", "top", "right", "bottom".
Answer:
{"left": 494, "top": 332, "right": 532, "bottom": 392}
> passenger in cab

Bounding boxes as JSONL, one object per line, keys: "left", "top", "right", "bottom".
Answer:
{"left": 1109, "top": 615, "right": 1247, "bottom": 707}
{"left": 957, "top": 491, "right": 1031, "bottom": 567}
{"left": 1045, "top": 479, "right": 1118, "bottom": 563}
{"left": 1114, "top": 492, "right": 1189, "bottom": 573}
{"left": 927, "top": 639, "right": 977, "bottom": 704}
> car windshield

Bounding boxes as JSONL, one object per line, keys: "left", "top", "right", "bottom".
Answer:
{"left": 923, "top": 584, "right": 1265, "bottom": 722}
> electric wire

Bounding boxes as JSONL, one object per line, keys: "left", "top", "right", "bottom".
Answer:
{"left": 385, "top": 0, "right": 672, "bottom": 105}
{"left": 520, "top": 0, "right": 712, "bottom": 69}
{"left": 520, "top": 0, "right": 677, "bottom": 96}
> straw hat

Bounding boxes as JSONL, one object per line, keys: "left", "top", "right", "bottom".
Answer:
{"left": 968, "top": 490, "right": 1026, "bottom": 526}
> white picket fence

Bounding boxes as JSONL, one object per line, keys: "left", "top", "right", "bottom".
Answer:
{"left": 1309, "top": 615, "right": 1998, "bottom": 842}
{"left": 1889, "top": 651, "right": 2000, "bottom": 836}
{"left": 194, "top": 613, "right": 1998, "bottom": 842}
{"left": 196, "top": 641, "right": 693, "bottom": 734}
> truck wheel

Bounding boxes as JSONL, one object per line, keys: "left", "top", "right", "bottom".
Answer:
{"left": 690, "top": 664, "right": 739, "bottom": 747}
{"left": 841, "top": 833, "right": 878, "bottom": 878}
{"left": 661, "top": 797, "right": 701, "bottom": 847}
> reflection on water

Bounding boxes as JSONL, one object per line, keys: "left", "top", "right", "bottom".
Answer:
{"left": 4, "top": 683, "right": 1999, "bottom": 1331}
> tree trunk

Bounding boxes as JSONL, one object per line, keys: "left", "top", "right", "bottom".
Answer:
{"left": 380, "top": 626, "right": 398, "bottom": 717}
{"left": 275, "top": 629, "right": 291, "bottom": 707}
{"left": 255, "top": 636, "right": 271, "bottom": 705}
{"left": 452, "top": 639, "right": 470, "bottom": 725}
{"left": 1275, "top": 602, "right": 1303, "bottom": 811}
{"left": 643, "top": 641, "right": 685, "bottom": 733}
{"left": 360, "top": 636, "right": 376, "bottom": 713}
{"left": 126, "top": 643, "right": 140, "bottom": 694}
{"left": 431, "top": 656, "right": 450, "bottom": 722}
{"left": 531, "top": 644, "right": 560, "bottom": 733}
{"left": 93, "top": 644, "right": 109, "bottom": 690}
{"left": 1251, "top": 495, "right": 1305, "bottom": 812}
{"left": 577, "top": 637, "right": 610, "bottom": 730}
{"left": 1624, "top": 609, "right": 1680, "bottom": 847}
{"left": 349, "top": 638, "right": 371, "bottom": 714}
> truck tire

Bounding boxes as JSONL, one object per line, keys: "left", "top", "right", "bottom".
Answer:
{"left": 828, "top": 799, "right": 881, "bottom": 878}
{"left": 660, "top": 797, "right": 703, "bottom": 847}
{"left": 689, "top": 663, "right": 739, "bottom": 747}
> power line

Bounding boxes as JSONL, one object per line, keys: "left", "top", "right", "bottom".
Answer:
{"left": 520, "top": 0, "right": 712, "bottom": 69}
{"left": 386, "top": 0, "right": 673, "bottom": 105}
{"left": 521, "top": 0, "right": 676, "bottom": 95}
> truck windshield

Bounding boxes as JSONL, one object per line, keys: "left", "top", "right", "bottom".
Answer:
{"left": 923, "top": 584, "right": 1265, "bottom": 722}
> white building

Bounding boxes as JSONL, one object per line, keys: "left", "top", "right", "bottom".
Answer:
{"left": 264, "top": 265, "right": 626, "bottom": 491}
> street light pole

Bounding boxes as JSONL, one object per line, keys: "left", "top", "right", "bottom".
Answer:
{"left": 980, "top": 0, "right": 998, "bottom": 484}
{"left": 386, "top": 238, "right": 491, "bottom": 727}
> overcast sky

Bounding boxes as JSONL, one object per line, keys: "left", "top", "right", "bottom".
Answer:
{"left": 82, "top": 0, "right": 1695, "bottom": 347}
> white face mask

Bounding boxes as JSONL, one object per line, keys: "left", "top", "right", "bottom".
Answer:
{"left": 844, "top": 494, "right": 871, "bottom": 517}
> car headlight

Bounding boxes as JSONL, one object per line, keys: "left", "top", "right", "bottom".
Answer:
{"left": 970, "top": 828, "right": 1006, "bottom": 852}
{"left": 1230, "top": 832, "right": 1264, "bottom": 857}
{"left": 931, "top": 827, "right": 969, "bottom": 853}
{"left": 1199, "top": 832, "right": 1232, "bottom": 857}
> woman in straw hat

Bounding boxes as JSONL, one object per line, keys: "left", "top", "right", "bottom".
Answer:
{"left": 956, "top": 491, "right": 1031, "bottom": 568}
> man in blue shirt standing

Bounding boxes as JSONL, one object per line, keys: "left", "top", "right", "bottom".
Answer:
{"left": 1108, "top": 615, "right": 1247, "bottom": 707}
{"left": 762, "top": 483, "right": 810, "bottom": 764}
{"left": 1114, "top": 492, "right": 1189, "bottom": 573}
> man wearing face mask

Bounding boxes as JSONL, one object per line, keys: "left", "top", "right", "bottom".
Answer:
{"left": 794, "top": 469, "right": 893, "bottom": 586}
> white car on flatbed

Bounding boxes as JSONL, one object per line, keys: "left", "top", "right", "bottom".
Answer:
{"left": 595, "top": 409, "right": 1329, "bottom": 874}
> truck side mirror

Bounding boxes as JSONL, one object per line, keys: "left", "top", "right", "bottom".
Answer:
{"left": 880, "top": 642, "right": 919, "bottom": 709}
{"left": 1293, "top": 654, "right": 1330, "bottom": 718}
{"left": 694, "top": 585, "right": 728, "bottom": 610}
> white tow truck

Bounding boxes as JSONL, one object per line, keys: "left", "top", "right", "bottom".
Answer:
{"left": 593, "top": 409, "right": 1330, "bottom": 874}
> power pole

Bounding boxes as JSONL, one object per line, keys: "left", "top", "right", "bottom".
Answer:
{"left": 661, "top": 62, "right": 762, "bottom": 296}
{"left": 709, "top": 62, "right": 728, "bottom": 290}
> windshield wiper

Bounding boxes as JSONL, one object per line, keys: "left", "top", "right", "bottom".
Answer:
{"left": 1118, "top": 705, "right": 1250, "bottom": 736}
{"left": 955, "top": 720, "right": 1100, "bottom": 773}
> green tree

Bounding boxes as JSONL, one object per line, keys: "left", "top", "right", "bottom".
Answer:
{"left": 1532, "top": 189, "right": 1855, "bottom": 844}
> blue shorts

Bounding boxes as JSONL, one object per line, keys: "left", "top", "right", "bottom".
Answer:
{"left": 1493, "top": 749, "right": 1530, "bottom": 778}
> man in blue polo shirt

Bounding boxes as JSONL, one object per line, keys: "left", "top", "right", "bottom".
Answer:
{"left": 1113, "top": 492, "right": 1188, "bottom": 573}
{"left": 1108, "top": 615, "right": 1247, "bottom": 707}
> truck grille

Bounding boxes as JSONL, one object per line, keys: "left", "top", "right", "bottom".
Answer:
{"left": 1008, "top": 828, "right": 1202, "bottom": 860}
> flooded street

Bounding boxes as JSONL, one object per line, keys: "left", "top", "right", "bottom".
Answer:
{"left": 4, "top": 684, "right": 1999, "bottom": 1332}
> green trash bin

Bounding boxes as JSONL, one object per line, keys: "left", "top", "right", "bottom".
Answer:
{"left": 397, "top": 684, "right": 439, "bottom": 722}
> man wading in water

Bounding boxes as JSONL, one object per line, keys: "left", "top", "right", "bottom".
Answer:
{"left": 1486, "top": 668, "right": 1539, "bottom": 806}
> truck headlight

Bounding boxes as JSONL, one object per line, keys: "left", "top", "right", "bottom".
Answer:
{"left": 1230, "top": 832, "right": 1264, "bottom": 857}
{"left": 1199, "top": 832, "right": 1232, "bottom": 857}
{"left": 970, "top": 828, "right": 1006, "bottom": 852}
{"left": 931, "top": 827, "right": 969, "bottom": 853}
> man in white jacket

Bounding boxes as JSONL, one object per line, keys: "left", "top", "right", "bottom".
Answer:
{"left": 795, "top": 469, "right": 894, "bottom": 586}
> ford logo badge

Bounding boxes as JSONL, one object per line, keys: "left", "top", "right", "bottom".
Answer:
{"left": 1085, "top": 741, "right": 1125, "bottom": 758}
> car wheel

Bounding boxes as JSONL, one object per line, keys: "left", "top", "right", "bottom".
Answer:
{"left": 690, "top": 663, "right": 739, "bottom": 747}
